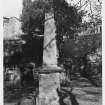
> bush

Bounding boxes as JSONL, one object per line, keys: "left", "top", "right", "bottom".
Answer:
{"left": 80, "top": 51, "right": 102, "bottom": 87}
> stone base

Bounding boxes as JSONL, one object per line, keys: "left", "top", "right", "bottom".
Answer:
{"left": 36, "top": 72, "right": 60, "bottom": 105}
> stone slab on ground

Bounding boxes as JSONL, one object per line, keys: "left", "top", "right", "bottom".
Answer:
{"left": 71, "top": 75, "right": 102, "bottom": 105}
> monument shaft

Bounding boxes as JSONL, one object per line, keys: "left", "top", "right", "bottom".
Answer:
{"left": 43, "top": 12, "right": 58, "bottom": 67}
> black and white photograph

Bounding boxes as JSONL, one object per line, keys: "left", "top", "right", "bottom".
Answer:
{"left": 3, "top": 0, "right": 102, "bottom": 105}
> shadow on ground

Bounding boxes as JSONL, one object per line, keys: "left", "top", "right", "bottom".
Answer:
{"left": 4, "top": 74, "right": 102, "bottom": 105}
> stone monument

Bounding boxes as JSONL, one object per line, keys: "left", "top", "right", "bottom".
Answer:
{"left": 36, "top": 8, "right": 64, "bottom": 105}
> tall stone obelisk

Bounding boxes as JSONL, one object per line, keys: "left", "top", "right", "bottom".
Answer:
{"left": 43, "top": 12, "right": 58, "bottom": 67}
{"left": 36, "top": 3, "right": 63, "bottom": 105}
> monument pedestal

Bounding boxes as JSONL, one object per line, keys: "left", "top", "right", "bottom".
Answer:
{"left": 36, "top": 67, "right": 64, "bottom": 105}
{"left": 37, "top": 73, "right": 60, "bottom": 105}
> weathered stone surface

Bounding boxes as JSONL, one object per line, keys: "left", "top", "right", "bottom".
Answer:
{"left": 36, "top": 73, "right": 60, "bottom": 105}
{"left": 3, "top": 17, "right": 23, "bottom": 40}
{"left": 43, "top": 12, "right": 58, "bottom": 67}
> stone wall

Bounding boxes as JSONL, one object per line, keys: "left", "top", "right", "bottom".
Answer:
{"left": 3, "top": 17, "right": 23, "bottom": 40}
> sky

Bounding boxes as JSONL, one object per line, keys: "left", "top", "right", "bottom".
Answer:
{"left": 3, "top": 0, "right": 101, "bottom": 21}
{"left": 3, "top": 0, "right": 23, "bottom": 18}
{"left": 3, "top": 0, "right": 80, "bottom": 18}
{"left": 3, "top": 0, "right": 84, "bottom": 18}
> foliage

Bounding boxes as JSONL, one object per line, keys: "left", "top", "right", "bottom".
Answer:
{"left": 4, "top": 40, "right": 23, "bottom": 66}
{"left": 88, "top": 0, "right": 102, "bottom": 23}
{"left": 21, "top": 0, "right": 56, "bottom": 35}
{"left": 54, "top": 0, "right": 83, "bottom": 37}
{"left": 20, "top": 35, "right": 43, "bottom": 66}
{"left": 53, "top": 0, "right": 85, "bottom": 63}
{"left": 21, "top": 0, "right": 45, "bottom": 34}
{"left": 63, "top": 33, "right": 101, "bottom": 58}
{"left": 80, "top": 51, "right": 102, "bottom": 87}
